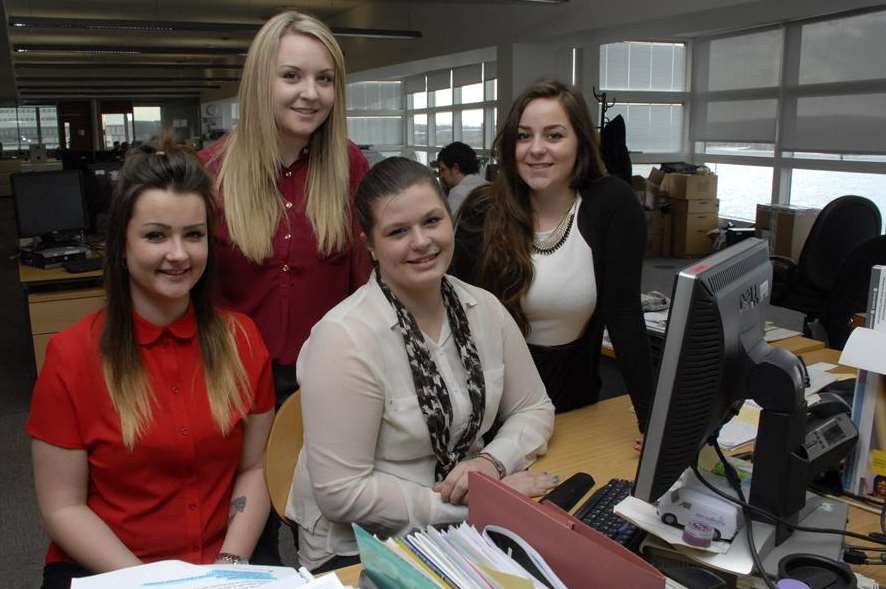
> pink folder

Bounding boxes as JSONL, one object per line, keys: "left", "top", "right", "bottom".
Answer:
{"left": 468, "top": 472, "right": 665, "bottom": 588}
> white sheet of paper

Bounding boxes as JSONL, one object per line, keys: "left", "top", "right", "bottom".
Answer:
{"left": 763, "top": 327, "right": 802, "bottom": 342}
{"left": 841, "top": 327, "right": 886, "bottom": 374}
{"left": 71, "top": 561, "right": 311, "bottom": 589}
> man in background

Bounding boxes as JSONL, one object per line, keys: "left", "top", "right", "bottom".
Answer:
{"left": 436, "top": 141, "right": 488, "bottom": 215}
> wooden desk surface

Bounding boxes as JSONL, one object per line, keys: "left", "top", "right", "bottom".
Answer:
{"left": 330, "top": 347, "right": 881, "bottom": 585}
{"left": 19, "top": 262, "right": 102, "bottom": 285}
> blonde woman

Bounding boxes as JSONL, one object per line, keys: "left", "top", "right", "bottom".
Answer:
{"left": 199, "top": 11, "right": 370, "bottom": 405}
{"left": 28, "top": 140, "right": 275, "bottom": 589}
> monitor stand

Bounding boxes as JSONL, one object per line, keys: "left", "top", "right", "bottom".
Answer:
{"left": 745, "top": 493, "right": 847, "bottom": 577}
{"left": 687, "top": 471, "right": 848, "bottom": 577}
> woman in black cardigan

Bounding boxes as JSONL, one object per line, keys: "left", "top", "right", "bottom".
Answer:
{"left": 452, "top": 80, "right": 652, "bottom": 438}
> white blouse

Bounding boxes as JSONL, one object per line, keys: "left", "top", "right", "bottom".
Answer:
{"left": 524, "top": 196, "right": 597, "bottom": 347}
{"left": 286, "top": 274, "right": 555, "bottom": 570}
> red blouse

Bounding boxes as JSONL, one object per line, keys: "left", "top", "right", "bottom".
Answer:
{"left": 27, "top": 305, "right": 275, "bottom": 566}
{"left": 198, "top": 141, "right": 371, "bottom": 366}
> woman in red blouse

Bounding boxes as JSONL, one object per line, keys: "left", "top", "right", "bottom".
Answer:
{"left": 28, "top": 140, "right": 275, "bottom": 589}
{"left": 198, "top": 11, "right": 371, "bottom": 403}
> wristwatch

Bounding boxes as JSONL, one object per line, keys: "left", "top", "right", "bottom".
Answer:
{"left": 215, "top": 552, "right": 247, "bottom": 565}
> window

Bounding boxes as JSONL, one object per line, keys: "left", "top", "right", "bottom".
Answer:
{"left": 39, "top": 106, "right": 59, "bottom": 149}
{"left": 600, "top": 42, "right": 686, "bottom": 91}
{"left": 791, "top": 169, "right": 886, "bottom": 230}
{"left": 599, "top": 41, "right": 688, "bottom": 156}
{"left": 0, "top": 106, "right": 59, "bottom": 152}
{"left": 412, "top": 114, "right": 428, "bottom": 146}
{"left": 705, "top": 162, "right": 774, "bottom": 221}
{"left": 434, "top": 112, "right": 452, "bottom": 146}
{"left": 608, "top": 103, "right": 683, "bottom": 154}
{"left": 799, "top": 11, "right": 886, "bottom": 84}
{"left": 345, "top": 81, "right": 404, "bottom": 151}
{"left": 693, "top": 8, "right": 886, "bottom": 215}
{"left": 401, "top": 61, "right": 497, "bottom": 164}
{"left": 347, "top": 116, "right": 403, "bottom": 146}
{"left": 102, "top": 113, "right": 130, "bottom": 148}
{"left": 133, "top": 106, "right": 162, "bottom": 143}
{"left": 461, "top": 109, "right": 484, "bottom": 148}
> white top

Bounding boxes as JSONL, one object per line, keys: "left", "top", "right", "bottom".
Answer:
{"left": 286, "top": 273, "right": 555, "bottom": 570}
{"left": 448, "top": 173, "right": 489, "bottom": 215}
{"left": 524, "top": 196, "right": 597, "bottom": 346}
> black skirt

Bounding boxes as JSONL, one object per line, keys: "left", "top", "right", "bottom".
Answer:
{"left": 528, "top": 339, "right": 600, "bottom": 413}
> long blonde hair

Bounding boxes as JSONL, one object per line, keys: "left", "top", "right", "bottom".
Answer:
{"left": 102, "top": 139, "right": 250, "bottom": 449}
{"left": 217, "top": 11, "right": 351, "bottom": 262}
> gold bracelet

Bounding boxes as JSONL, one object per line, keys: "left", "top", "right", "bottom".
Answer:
{"left": 478, "top": 452, "right": 506, "bottom": 479}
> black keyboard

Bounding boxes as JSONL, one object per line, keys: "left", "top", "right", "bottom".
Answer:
{"left": 574, "top": 478, "right": 644, "bottom": 550}
{"left": 63, "top": 257, "right": 104, "bottom": 273}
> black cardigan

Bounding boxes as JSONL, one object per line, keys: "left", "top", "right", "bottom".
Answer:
{"left": 451, "top": 175, "right": 653, "bottom": 432}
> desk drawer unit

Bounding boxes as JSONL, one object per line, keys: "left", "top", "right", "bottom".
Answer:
{"left": 28, "top": 288, "right": 105, "bottom": 371}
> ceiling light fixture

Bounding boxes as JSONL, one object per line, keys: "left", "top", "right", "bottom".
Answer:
{"left": 8, "top": 16, "right": 422, "bottom": 39}
{"left": 13, "top": 45, "right": 247, "bottom": 56}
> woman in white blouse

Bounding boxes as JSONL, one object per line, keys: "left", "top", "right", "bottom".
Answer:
{"left": 286, "top": 157, "right": 556, "bottom": 572}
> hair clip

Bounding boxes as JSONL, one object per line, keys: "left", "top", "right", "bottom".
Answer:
{"left": 155, "top": 150, "right": 166, "bottom": 156}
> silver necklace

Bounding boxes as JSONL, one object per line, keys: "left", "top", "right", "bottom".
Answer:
{"left": 532, "top": 198, "right": 577, "bottom": 255}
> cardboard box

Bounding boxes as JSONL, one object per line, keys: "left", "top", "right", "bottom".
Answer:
{"left": 660, "top": 172, "right": 718, "bottom": 200}
{"left": 644, "top": 209, "right": 664, "bottom": 257}
{"left": 667, "top": 197, "right": 719, "bottom": 216}
{"left": 755, "top": 204, "right": 819, "bottom": 262}
{"left": 672, "top": 211, "right": 718, "bottom": 257}
{"left": 632, "top": 175, "right": 668, "bottom": 210}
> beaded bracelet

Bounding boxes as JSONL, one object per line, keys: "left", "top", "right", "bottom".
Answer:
{"left": 478, "top": 452, "right": 506, "bottom": 479}
{"left": 215, "top": 552, "right": 246, "bottom": 565}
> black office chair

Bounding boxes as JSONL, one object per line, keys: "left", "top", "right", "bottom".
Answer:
{"left": 770, "top": 195, "right": 882, "bottom": 337}
{"left": 822, "top": 236, "right": 886, "bottom": 349}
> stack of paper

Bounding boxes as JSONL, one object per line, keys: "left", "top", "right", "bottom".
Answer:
{"left": 354, "top": 522, "right": 566, "bottom": 589}
{"left": 71, "top": 561, "right": 351, "bottom": 589}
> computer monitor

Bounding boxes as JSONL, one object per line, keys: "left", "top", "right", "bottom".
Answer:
{"left": 12, "top": 170, "right": 87, "bottom": 246}
{"left": 634, "top": 238, "right": 812, "bottom": 544}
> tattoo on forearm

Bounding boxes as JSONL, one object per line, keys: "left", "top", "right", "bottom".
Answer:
{"left": 228, "top": 496, "right": 246, "bottom": 524}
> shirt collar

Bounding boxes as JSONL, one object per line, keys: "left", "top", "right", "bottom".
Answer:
{"left": 368, "top": 270, "right": 478, "bottom": 330}
{"left": 133, "top": 302, "right": 197, "bottom": 345}
{"left": 281, "top": 145, "right": 311, "bottom": 171}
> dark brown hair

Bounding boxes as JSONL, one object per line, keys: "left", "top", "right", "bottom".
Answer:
{"left": 102, "top": 133, "right": 247, "bottom": 448}
{"left": 476, "top": 80, "right": 607, "bottom": 333}
{"left": 355, "top": 156, "right": 450, "bottom": 241}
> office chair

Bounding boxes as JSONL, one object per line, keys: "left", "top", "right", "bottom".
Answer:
{"left": 823, "top": 236, "right": 886, "bottom": 349}
{"left": 264, "top": 389, "right": 303, "bottom": 529}
{"left": 770, "top": 195, "right": 882, "bottom": 337}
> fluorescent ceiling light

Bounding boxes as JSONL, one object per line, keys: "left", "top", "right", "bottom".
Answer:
{"left": 8, "top": 16, "right": 422, "bottom": 39}
{"left": 14, "top": 45, "right": 248, "bottom": 56}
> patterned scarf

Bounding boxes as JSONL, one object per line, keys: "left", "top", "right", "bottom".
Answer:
{"left": 375, "top": 272, "right": 486, "bottom": 481}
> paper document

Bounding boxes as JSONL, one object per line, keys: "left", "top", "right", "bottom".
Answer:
{"left": 717, "top": 401, "right": 760, "bottom": 450}
{"left": 763, "top": 327, "right": 802, "bottom": 343}
{"left": 71, "top": 560, "right": 325, "bottom": 589}
{"left": 644, "top": 310, "right": 669, "bottom": 335}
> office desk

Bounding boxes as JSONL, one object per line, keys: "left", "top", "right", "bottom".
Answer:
{"left": 331, "top": 349, "right": 882, "bottom": 585}
{"left": 602, "top": 333, "right": 824, "bottom": 360}
{"left": 19, "top": 263, "right": 104, "bottom": 375}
